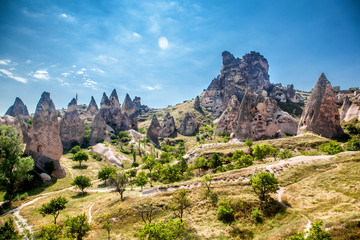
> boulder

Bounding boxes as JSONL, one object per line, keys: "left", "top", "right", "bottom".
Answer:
{"left": 86, "top": 96, "right": 99, "bottom": 115}
{"left": 39, "top": 173, "right": 51, "bottom": 182}
{"left": 233, "top": 91, "right": 298, "bottom": 140}
{"left": 297, "top": 73, "right": 343, "bottom": 138}
{"left": 5, "top": 97, "right": 30, "bottom": 117}
{"left": 159, "top": 113, "right": 176, "bottom": 137}
{"left": 25, "top": 92, "right": 66, "bottom": 178}
{"left": 178, "top": 112, "right": 198, "bottom": 136}
{"left": 60, "top": 108, "right": 85, "bottom": 149}
{"left": 92, "top": 143, "right": 124, "bottom": 167}
{"left": 147, "top": 115, "right": 161, "bottom": 146}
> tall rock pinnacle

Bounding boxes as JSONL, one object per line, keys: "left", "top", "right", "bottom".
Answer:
{"left": 5, "top": 97, "right": 29, "bottom": 117}
{"left": 297, "top": 73, "right": 343, "bottom": 138}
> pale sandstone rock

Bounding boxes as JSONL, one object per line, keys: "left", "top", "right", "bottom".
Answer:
{"left": 178, "top": 112, "right": 198, "bottom": 136}
{"left": 25, "top": 92, "right": 66, "bottom": 178}
{"left": 86, "top": 96, "right": 99, "bottom": 115}
{"left": 159, "top": 113, "right": 176, "bottom": 137}
{"left": 297, "top": 73, "right": 343, "bottom": 138}
{"left": 147, "top": 115, "right": 161, "bottom": 146}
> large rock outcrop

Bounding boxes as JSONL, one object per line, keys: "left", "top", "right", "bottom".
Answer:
{"left": 178, "top": 112, "right": 198, "bottom": 136}
{"left": 67, "top": 98, "right": 77, "bottom": 112}
{"left": 133, "top": 96, "right": 150, "bottom": 115}
{"left": 25, "top": 92, "right": 66, "bottom": 178}
{"left": 60, "top": 99, "right": 85, "bottom": 149}
{"left": 5, "top": 97, "right": 30, "bottom": 117}
{"left": 233, "top": 91, "right": 298, "bottom": 140}
{"left": 340, "top": 96, "right": 351, "bottom": 121}
{"left": 194, "top": 96, "right": 201, "bottom": 109}
{"left": 202, "top": 51, "right": 270, "bottom": 116}
{"left": 159, "top": 113, "right": 176, "bottom": 137}
{"left": 0, "top": 115, "right": 30, "bottom": 143}
{"left": 89, "top": 113, "right": 112, "bottom": 145}
{"left": 109, "top": 89, "right": 121, "bottom": 109}
{"left": 297, "top": 73, "right": 343, "bottom": 138}
{"left": 87, "top": 96, "right": 99, "bottom": 115}
{"left": 147, "top": 115, "right": 161, "bottom": 146}
{"left": 122, "top": 93, "right": 138, "bottom": 130}
{"left": 214, "top": 95, "right": 240, "bottom": 135}
{"left": 343, "top": 102, "right": 360, "bottom": 122}
{"left": 98, "top": 92, "right": 126, "bottom": 132}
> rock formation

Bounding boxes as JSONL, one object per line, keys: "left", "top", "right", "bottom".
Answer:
{"left": 89, "top": 113, "right": 113, "bottom": 145}
{"left": 0, "top": 115, "right": 30, "bottom": 143}
{"left": 269, "top": 84, "right": 304, "bottom": 103}
{"left": 67, "top": 98, "right": 77, "bottom": 112}
{"left": 60, "top": 99, "right": 85, "bottom": 149}
{"left": 109, "top": 89, "right": 121, "bottom": 109}
{"left": 122, "top": 93, "right": 138, "bottom": 130}
{"left": 100, "top": 92, "right": 111, "bottom": 109}
{"left": 147, "top": 115, "right": 161, "bottom": 146}
{"left": 98, "top": 92, "right": 125, "bottom": 132}
{"left": 233, "top": 91, "right": 298, "bottom": 140}
{"left": 194, "top": 96, "right": 201, "bottom": 109}
{"left": 214, "top": 95, "right": 240, "bottom": 135}
{"left": 133, "top": 96, "right": 150, "bottom": 115}
{"left": 87, "top": 96, "right": 99, "bottom": 115}
{"left": 178, "top": 112, "right": 198, "bottom": 136}
{"left": 340, "top": 96, "right": 351, "bottom": 121}
{"left": 25, "top": 92, "right": 66, "bottom": 178}
{"left": 297, "top": 73, "right": 343, "bottom": 138}
{"left": 5, "top": 97, "right": 30, "bottom": 117}
{"left": 343, "top": 102, "right": 360, "bottom": 122}
{"left": 202, "top": 51, "right": 270, "bottom": 116}
{"left": 159, "top": 113, "right": 176, "bottom": 137}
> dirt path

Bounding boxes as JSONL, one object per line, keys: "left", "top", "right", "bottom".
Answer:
{"left": 88, "top": 202, "right": 95, "bottom": 224}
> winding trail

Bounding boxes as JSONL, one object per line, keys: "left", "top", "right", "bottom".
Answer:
{"left": 88, "top": 202, "right": 95, "bottom": 224}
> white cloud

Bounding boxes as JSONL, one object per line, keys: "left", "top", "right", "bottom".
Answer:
{"left": 158, "top": 36, "right": 169, "bottom": 50}
{"left": 91, "top": 68, "right": 105, "bottom": 73}
{"left": 132, "top": 32, "right": 141, "bottom": 38}
{"left": 83, "top": 79, "right": 98, "bottom": 90}
{"left": 77, "top": 70, "right": 84, "bottom": 75}
{"left": 61, "top": 72, "right": 71, "bottom": 77}
{"left": 96, "top": 55, "right": 118, "bottom": 64}
{"left": 33, "top": 69, "right": 50, "bottom": 80}
{"left": 0, "top": 69, "right": 27, "bottom": 83}
{"left": 56, "top": 78, "right": 70, "bottom": 86}
{"left": 72, "top": 65, "right": 76, "bottom": 68}
{"left": 0, "top": 59, "right": 11, "bottom": 65}
{"left": 59, "top": 13, "right": 76, "bottom": 23}
{"left": 141, "top": 84, "right": 162, "bottom": 91}
{"left": 26, "top": 60, "right": 31, "bottom": 64}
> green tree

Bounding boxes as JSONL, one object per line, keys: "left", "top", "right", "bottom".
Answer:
{"left": 37, "top": 224, "right": 62, "bottom": 240}
{"left": 0, "top": 125, "right": 34, "bottom": 202}
{"left": 98, "top": 166, "right": 116, "bottom": 185}
{"left": 245, "top": 138, "right": 253, "bottom": 155}
{"left": 160, "top": 164, "right": 181, "bottom": 184}
{"left": 142, "top": 154, "right": 156, "bottom": 187}
{"left": 70, "top": 145, "right": 81, "bottom": 155}
{"left": 319, "top": 141, "right": 343, "bottom": 155}
{"left": 64, "top": 213, "right": 91, "bottom": 240}
{"left": 201, "top": 174, "right": 213, "bottom": 194}
{"left": 252, "top": 143, "right": 273, "bottom": 161}
{"left": 278, "top": 149, "right": 293, "bottom": 159}
{"left": 234, "top": 155, "right": 253, "bottom": 169}
{"left": 110, "top": 172, "right": 129, "bottom": 201}
{"left": 170, "top": 189, "right": 191, "bottom": 222}
{"left": 0, "top": 217, "right": 21, "bottom": 240}
{"left": 100, "top": 214, "right": 111, "bottom": 240}
{"left": 139, "top": 218, "right": 191, "bottom": 240}
{"left": 232, "top": 150, "right": 245, "bottom": 160}
{"left": 39, "top": 196, "right": 68, "bottom": 224}
{"left": 73, "top": 151, "right": 89, "bottom": 167}
{"left": 288, "top": 221, "right": 332, "bottom": 240}
{"left": 72, "top": 175, "right": 92, "bottom": 195}
{"left": 216, "top": 198, "right": 243, "bottom": 224}
{"left": 208, "top": 153, "right": 222, "bottom": 169}
{"left": 135, "top": 171, "right": 148, "bottom": 191}
{"left": 251, "top": 171, "right": 279, "bottom": 202}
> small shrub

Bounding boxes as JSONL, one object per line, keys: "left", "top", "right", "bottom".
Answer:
{"left": 217, "top": 198, "right": 243, "bottom": 223}
{"left": 278, "top": 149, "right": 293, "bottom": 159}
{"left": 234, "top": 155, "right": 253, "bottom": 169}
{"left": 90, "top": 151, "right": 104, "bottom": 161}
{"left": 347, "top": 136, "right": 360, "bottom": 151}
{"left": 319, "top": 141, "right": 343, "bottom": 155}
{"left": 70, "top": 145, "right": 81, "bottom": 155}
{"left": 103, "top": 141, "right": 109, "bottom": 147}
{"left": 253, "top": 143, "right": 273, "bottom": 161}
{"left": 250, "top": 207, "right": 264, "bottom": 223}
{"left": 251, "top": 171, "right": 279, "bottom": 202}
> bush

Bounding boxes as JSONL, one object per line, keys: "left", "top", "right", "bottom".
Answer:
{"left": 217, "top": 198, "right": 243, "bottom": 223}
{"left": 139, "top": 219, "right": 191, "bottom": 240}
{"left": 251, "top": 171, "right": 279, "bottom": 202}
{"left": 253, "top": 143, "right": 273, "bottom": 161}
{"left": 288, "top": 221, "right": 332, "bottom": 240}
{"left": 64, "top": 213, "right": 91, "bottom": 240}
{"left": 344, "top": 120, "right": 360, "bottom": 135}
{"left": 0, "top": 218, "right": 22, "bottom": 240}
{"left": 234, "top": 155, "right": 253, "bottom": 169}
{"left": 193, "top": 156, "right": 208, "bottom": 170}
{"left": 90, "top": 151, "right": 104, "bottom": 161}
{"left": 120, "top": 147, "right": 131, "bottom": 154}
{"left": 278, "top": 149, "right": 293, "bottom": 159}
{"left": 70, "top": 145, "right": 81, "bottom": 155}
{"left": 250, "top": 207, "right": 264, "bottom": 223}
{"left": 347, "top": 136, "right": 360, "bottom": 151}
{"left": 104, "top": 141, "right": 109, "bottom": 147}
{"left": 208, "top": 153, "right": 222, "bottom": 169}
{"left": 319, "top": 141, "right": 343, "bottom": 155}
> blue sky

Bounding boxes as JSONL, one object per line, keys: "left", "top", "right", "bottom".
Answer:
{"left": 0, "top": 0, "right": 359, "bottom": 115}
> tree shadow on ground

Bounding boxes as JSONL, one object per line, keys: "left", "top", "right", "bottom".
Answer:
{"left": 72, "top": 165, "right": 88, "bottom": 170}
{"left": 71, "top": 192, "right": 89, "bottom": 199}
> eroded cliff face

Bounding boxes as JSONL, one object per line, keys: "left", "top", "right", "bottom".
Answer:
{"left": 25, "top": 92, "right": 66, "bottom": 178}
{"left": 5, "top": 97, "right": 30, "bottom": 117}
{"left": 147, "top": 115, "right": 161, "bottom": 146}
{"left": 159, "top": 113, "right": 176, "bottom": 137}
{"left": 178, "top": 112, "right": 198, "bottom": 136}
{"left": 298, "top": 73, "right": 343, "bottom": 138}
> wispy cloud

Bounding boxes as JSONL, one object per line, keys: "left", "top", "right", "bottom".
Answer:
{"left": 82, "top": 79, "right": 98, "bottom": 90}
{"left": 141, "top": 84, "right": 162, "bottom": 91}
{"left": 0, "top": 59, "right": 11, "bottom": 65}
{"left": 26, "top": 60, "right": 31, "bottom": 64}
{"left": 56, "top": 78, "right": 70, "bottom": 86}
{"left": 91, "top": 68, "right": 105, "bottom": 73}
{"left": 33, "top": 69, "right": 50, "bottom": 80}
{"left": 0, "top": 69, "right": 27, "bottom": 83}
{"left": 61, "top": 72, "right": 71, "bottom": 77}
{"left": 132, "top": 32, "right": 141, "bottom": 38}
{"left": 59, "top": 13, "right": 76, "bottom": 23}
{"left": 96, "top": 55, "right": 118, "bottom": 65}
